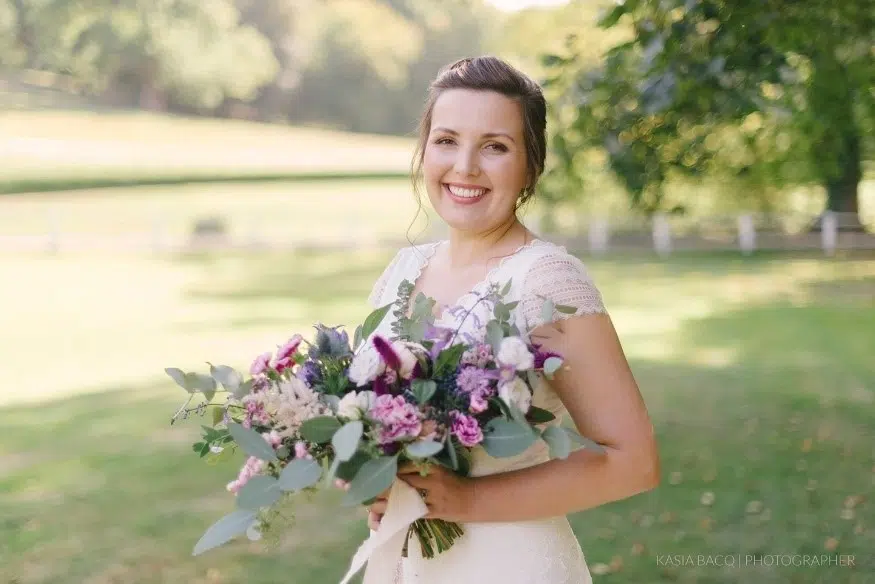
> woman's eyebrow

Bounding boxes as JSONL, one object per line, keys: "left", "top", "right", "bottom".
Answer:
{"left": 431, "top": 127, "right": 516, "bottom": 144}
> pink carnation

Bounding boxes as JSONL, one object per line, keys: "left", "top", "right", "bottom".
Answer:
{"left": 450, "top": 410, "right": 483, "bottom": 447}
{"left": 294, "top": 441, "right": 311, "bottom": 459}
{"left": 250, "top": 352, "right": 272, "bottom": 376}
{"left": 369, "top": 395, "right": 422, "bottom": 444}
{"left": 227, "top": 456, "right": 265, "bottom": 493}
{"left": 276, "top": 335, "right": 303, "bottom": 362}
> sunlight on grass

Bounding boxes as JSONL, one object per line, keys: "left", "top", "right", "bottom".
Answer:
{"left": 3, "top": 243, "right": 874, "bottom": 583}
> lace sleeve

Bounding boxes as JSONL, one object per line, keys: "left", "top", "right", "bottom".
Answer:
{"left": 520, "top": 252, "right": 606, "bottom": 331}
{"left": 368, "top": 248, "right": 405, "bottom": 308}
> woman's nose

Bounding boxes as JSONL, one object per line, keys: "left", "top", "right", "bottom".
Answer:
{"left": 453, "top": 147, "right": 480, "bottom": 177}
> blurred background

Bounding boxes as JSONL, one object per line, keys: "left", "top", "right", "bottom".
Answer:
{"left": 1, "top": 0, "right": 873, "bottom": 582}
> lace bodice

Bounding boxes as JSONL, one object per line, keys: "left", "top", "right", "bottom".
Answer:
{"left": 360, "top": 239, "right": 599, "bottom": 584}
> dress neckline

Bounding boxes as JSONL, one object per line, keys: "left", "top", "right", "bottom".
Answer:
{"left": 406, "top": 237, "right": 549, "bottom": 319}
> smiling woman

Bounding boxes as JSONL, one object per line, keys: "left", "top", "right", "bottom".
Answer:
{"left": 349, "top": 56, "right": 660, "bottom": 584}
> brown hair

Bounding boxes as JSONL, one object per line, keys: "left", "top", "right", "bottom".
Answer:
{"left": 411, "top": 56, "right": 548, "bottom": 210}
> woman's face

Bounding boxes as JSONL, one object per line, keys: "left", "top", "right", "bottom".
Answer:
{"left": 422, "top": 89, "right": 529, "bottom": 234}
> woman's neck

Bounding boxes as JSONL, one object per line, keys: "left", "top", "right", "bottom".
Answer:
{"left": 445, "top": 218, "right": 534, "bottom": 270}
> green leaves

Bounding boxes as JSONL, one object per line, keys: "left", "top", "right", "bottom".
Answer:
{"left": 236, "top": 476, "right": 282, "bottom": 509}
{"left": 227, "top": 422, "right": 278, "bottom": 463}
{"left": 299, "top": 416, "right": 342, "bottom": 443}
{"left": 208, "top": 363, "right": 242, "bottom": 393}
{"left": 332, "top": 421, "right": 363, "bottom": 462}
{"left": 342, "top": 455, "right": 398, "bottom": 507}
{"left": 278, "top": 458, "right": 322, "bottom": 491}
{"left": 485, "top": 321, "right": 504, "bottom": 354}
{"left": 481, "top": 419, "right": 537, "bottom": 458}
{"left": 540, "top": 299, "right": 555, "bottom": 325}
{"left": 405, "top": 440, "right": 443, "bottom": 459}
{"left": 543, "top": 357, "right": 564, "bottom": 379}
{"left": 542, "top": 426, "right": 572, "bottom": 459}
{"left": 565, "top": 428, "right": 607, "bottom": 455}
{"left": 433, "top": 343, "right": 465, "bottom": 378}
{"left": 359, "top": 303, "right": 393, "bottom": 348}
{"left": 192, "top": 509, "right": 257, "bottom": 556}
{"left": 526, "top": 406, "right": 556, "bottom": 424}
{"left": 410, "top": 380, "right": 437, "bottom": 405}
{"left": 165, "top": 368, "right": 217, "bottom": 400}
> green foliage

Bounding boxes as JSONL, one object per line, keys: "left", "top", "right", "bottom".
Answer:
{"left": 544, "top": 0, "right": 875, "bottom": 221}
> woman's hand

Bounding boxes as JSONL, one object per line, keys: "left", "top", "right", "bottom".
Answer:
{"left": 334, "top": 479, "right": 390, "bottom": 530}
{"left": 397, "top": 462, "right": 475, "bottom": 523}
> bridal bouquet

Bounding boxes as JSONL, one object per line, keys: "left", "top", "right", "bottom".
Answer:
{"left": 166, "top": 278, "right": 601, "bottom": 563}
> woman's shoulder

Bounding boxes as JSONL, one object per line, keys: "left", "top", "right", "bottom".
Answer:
{"left": 512, "top": 238, "right": 607, "bottom": 329}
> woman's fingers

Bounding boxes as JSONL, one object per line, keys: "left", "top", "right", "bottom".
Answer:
{"left": 367, "top": 510, "right": 382, "bottom": 531}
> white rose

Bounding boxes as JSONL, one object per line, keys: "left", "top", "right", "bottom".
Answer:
{"left": 348, "top": 347, "right": 385, "bottom": 386}
{"left": 356, "top": 390, "right": 377, "bottom": 412}
{"left": 337, "top": 391, "right": 362, "bottom": 420}
{"left": 496, "top": 337, "right": 535, "bottom": 371}
{"left": 498, "top": 377, "right": 532, "bottom": 415}
{"left": 393, "top": 341, "right": 424, "bottom": 379}
{"left": 337, "top": 390, "right": 377, "bottom": 420}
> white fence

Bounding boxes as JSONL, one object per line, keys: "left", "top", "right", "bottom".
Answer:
{"left": 1, "top": 211, "right": 873, "bottom": 256}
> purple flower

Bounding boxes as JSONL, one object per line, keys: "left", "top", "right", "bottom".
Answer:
{"left": 534, "top": 348, "right": 563, "bottom": 370}
{"left": 369, "top": 394, "right": 422, "bottom": 444}
{"left": 456, "top": 366, "right": 491, "bottom": 395}
{"left": 372, "top": 335, "right": 401, "bottom": 371}
{"left": 450, "top": 410, "right": 483, "bottom": 447}
{"left": 296, "top": 361, "right": 322, "bottom": 386}
{"left": 309, "top": 325, "right": 351, "bottom": 358}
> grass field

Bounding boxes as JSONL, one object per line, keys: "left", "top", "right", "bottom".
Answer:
{"left": 0, "top": 110, "right": 414, "bottom": 192}
{"left": 2, "top": 242, "right": 874, "bottom": 583}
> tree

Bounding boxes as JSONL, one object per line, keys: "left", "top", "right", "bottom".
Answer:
{"left": 544, "top": 0, "right": 875, "bottom": 229}
{"left": 1, "top": 0, "right": 278, "bottom": 111}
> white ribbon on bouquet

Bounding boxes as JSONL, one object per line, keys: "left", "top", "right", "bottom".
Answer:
{"left": 339, "top": 479, "right": 429, "bottom": 584}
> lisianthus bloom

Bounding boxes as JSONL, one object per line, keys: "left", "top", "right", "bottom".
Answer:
{"left": 498, "top": 377, "right": 532, "bottom": 415}
{"left": 450, "top": 410, "right": 483, "bottom": 447}
{"left": 496, "top": 337, "right": 535, "bottom": 371}
{"left": 368, "top": 394, "right": 422, "bottom": 444}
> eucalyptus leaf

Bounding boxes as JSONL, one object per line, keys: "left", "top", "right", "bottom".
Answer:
{"left": 233, "top": 379, "right": 255, "bottom": 400}
{"left": 482, "top": 419, "right": 538, "bottom": 458}
{"left": 299, "top": 416, "right": 342, "bottom": 443}
{"left": 543, "top": 357, "right": 564, "bottom": 379}
{"left": 322, "top": 394, "right": 341, "bottom": 414}
{"left": 209, "top": 363, "right": 242, "bottom": 392}
{"left": 324, "top": 457, "right": 341, "bottom": 487}
{"left": 505, "top": 301, "right": 519, "bottom": 310}
{"left": 332, "top": 421, "right": 363, "bottom": 462}
{"left": 192, "top": 509, "right": 257, "bottom": 556}
{"left": 500, "top": 279, "right": 513, "bottom": 296}
{"left": 165, "top": 367, "right": 189, "bottom": 391}
{"left": 236, "top": 475, "right": 282, "bottom": 510}
{"left": 227, "top": 422, "right": 278, "bottom": 462}
{"left": 542, "top": 426, "right": 572, "bottom": 459}
{"left": 526, "top": 406, "right": 556, "bottom": 424}
{"left": 444, "top": 433, "right": 459, "bottom": 471}
{"left": 335, "top": 450, "right": 371, "bottom": 482}
{"left": 361, "top": 303, "right": 393, "bottom": 344}
{"left": 342, "top": 455, "right": 398, "bottom": 507}
{"left": 278, "top": 458, "right": 323, "bottom": 491}
{"left": 555, "top": 304, "right": 578, "bottom": 315}
{"left": 494, "top": 303, "right": 511, "bottom": 323}
{"left": 540, "top": 299, "right": 556, "bottom": 325}
{"left": 210, "top": 405, "right": 225, "bottom": 427}
{"left": 353, "top": 324, "right": 363, "bottom": 351}
{"left": 405, "top": 440, "right": 444, "bottom": 459}
{"left": 486, "top": 321, "right": 504, "bottom": 354}
{"left": 564, "top": 428, "right": 607, "bottom": 455}
{"left": 411, "top": 380, "right": 437, "bottom": 405}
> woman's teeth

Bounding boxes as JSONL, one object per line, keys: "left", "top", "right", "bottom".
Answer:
{"left": 447, "top": 185, "right": 487, "bottom": 198}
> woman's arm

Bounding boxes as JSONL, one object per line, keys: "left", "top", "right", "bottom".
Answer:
{"left": 398, "top": 313, "right": 660, "bottom": 524}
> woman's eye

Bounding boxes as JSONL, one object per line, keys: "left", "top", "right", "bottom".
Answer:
{"left": 486, "top": 142, "right": 508, "bottom": 153}
{"left": 435, "top": 137, "right": 455, "bottom": 145}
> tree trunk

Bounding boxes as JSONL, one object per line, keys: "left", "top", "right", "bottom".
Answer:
{"left": 807, "top": 55, "right": 865, "bottom": 232}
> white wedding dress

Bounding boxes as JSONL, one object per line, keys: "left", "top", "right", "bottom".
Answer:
{"left": 364, "top": 238, "right": 607, "bottom": 584}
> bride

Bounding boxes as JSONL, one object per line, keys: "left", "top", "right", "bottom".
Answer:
{"left": 350, "top": 56, "right": 659, "bottom": 584}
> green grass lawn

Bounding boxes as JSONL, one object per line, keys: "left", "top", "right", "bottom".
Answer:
{"left": 0, "top": 110, "right": 414, "bottom": 193}
{"left": 2, "top": 245, "right": 873, "bottom": 583}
